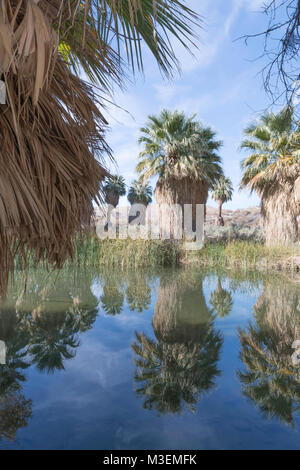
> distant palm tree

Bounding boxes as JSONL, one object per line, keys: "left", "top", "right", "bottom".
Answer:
{"left": 104, "top": 175, "right": 126, "bottom": 208}
{"left": 128, "top": 180, "right": 152, "bottom": 224}
{"left": 211, "top": 176, "right": 233, "bottom": 226}
{"left": 137, "top": 110, "right": 223, "bottom": 234}
{"left": 240, "top": 107, "right": 300, "bottom": 245}
{"left": 128, "top": 180, "right": 153, "bottom": 206}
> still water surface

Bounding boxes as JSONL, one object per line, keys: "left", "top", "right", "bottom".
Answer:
{"left": 0, "top": 267, "right": 300, "bottom": 450}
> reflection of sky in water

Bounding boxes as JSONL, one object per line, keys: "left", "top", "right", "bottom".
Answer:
{"left": 0, "top": 268, "right": 300, "bottom": 450}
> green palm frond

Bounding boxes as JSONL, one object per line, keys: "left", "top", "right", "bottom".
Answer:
{"left": 240, "top": 107, "right": 300, "bottom": 193}
{"left": 211, "top": 176, "right": 233, "bottom": 204}
{"left": 127, "top": 179, "right": 153, "bottom": 205}
{"left": 57, "top": 1, "right": 202, "bottom": 88}
{"left": 104, "top": 175, "right": 126, "bottom": 196}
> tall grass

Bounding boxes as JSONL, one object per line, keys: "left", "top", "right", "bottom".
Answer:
{"left": 17, "top": 232, "right": 299, "bottom": 273}
{"left": 71, "top": 234, "right": 181, "bottom": 268}
{"left": 192, "top": 240, "right": 300, "bottom": 271}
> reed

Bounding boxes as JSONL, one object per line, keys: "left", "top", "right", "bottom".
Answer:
{"left": 70, "top": 234, "right": 181, "bottom": 268}
{"left": 193, "top": 241, "right": 300, "bottom": 271}
{"left": 15, "top": 233, "right": 300, "bottom": 273}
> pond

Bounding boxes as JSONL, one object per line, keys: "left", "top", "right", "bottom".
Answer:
{"left": 0, "top": 266, "right": 300, "bottom": 450}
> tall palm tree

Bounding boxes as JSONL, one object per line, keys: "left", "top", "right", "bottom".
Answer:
{"left": 104, "top": 175, "right": 126, "bottom": 208}
{"left": 0, "top": 2, "right": 200, "bottom": 296}
{"left": 211, "top": 176, "right": 233, "bottom": 226}
{"left": 240, "top": 107, "right": 300, "bottom": 245}
{"left": 127, "top": 180, "right": 152, "bottom": 224}
{"left": 137, "top": 110, "right": 223, "bottom": 236}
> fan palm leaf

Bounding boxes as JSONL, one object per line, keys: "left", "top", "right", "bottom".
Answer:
{"left": 127, "top": 180, "right": 152, "bottom": 205}
{"left": 240, "top": 108, "right": 300, "bottom": 193}
{"left": 56, "top": 0, "right": 201, "bottom": 85}
{"left": 137, "top": 110, "right": 223, "bottom": 183}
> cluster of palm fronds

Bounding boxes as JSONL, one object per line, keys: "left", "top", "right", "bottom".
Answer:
{"left": 137, "top": 109, "right": 223, "bottom": 183}
{"left": 103, "top": 174, "right": 153, "bottom": 208}
{"left": 241, "top": 108, "right": 300, "bottom": 194}
{"left": 127, "top": 179, "right": 152, "bottom": 205}
{"left": 0, "top": 1, "right": 200, "bottom": 295}
{"left": 0, "top": 1, "right": 111, "bottom": 295}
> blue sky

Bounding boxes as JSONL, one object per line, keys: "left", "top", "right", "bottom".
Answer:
{"left": 103, "top": 0, "right": 279, "bottom": 210}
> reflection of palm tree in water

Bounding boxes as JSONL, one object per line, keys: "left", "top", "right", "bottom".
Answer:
{"left": 28, "top": 312, "right": 80, "bottom": 374}
{"left": 0, "top": 390, "right": 32, "bottom": 442}
{"left": 237, "top": 278, "right": 300, "bottom": 427}
{"left": 100, "top": 270, "right": 124, "bottom": 316}
{"left": 209, "top": 277, "right": 233, "bottom": 318}
{"left": 0, "top": 269, "right": 99, "bottom": 441}
{"left": 126, "top": 272, "right": 151, "bottom": 313}
{"left": 0, "top": 310, "right": 32, "bottom": 441}
{"left": 132, "top": 270, "right": 223, "bottom": 414}
{"left": 11, "top": 270, "right": 99, "bottom": 373}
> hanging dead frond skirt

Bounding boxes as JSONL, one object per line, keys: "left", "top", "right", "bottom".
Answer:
{"left": 0, "top": 1, "right": 110, "bottom": 295}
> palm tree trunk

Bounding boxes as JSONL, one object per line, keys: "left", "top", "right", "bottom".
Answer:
{"left": 215, "top": 200, "right": 224, "bottom": 226}
{"left": 262, "top": 182, "right": 300, "bottom": 246}
{"left": 128, "top": 201, "right": 147, "bottom": 225}
{"left": 154, "top": 177, "right": 208, "bottom": 239}
{"left": 218, "top": 200, "right": 223, "bottom": 218}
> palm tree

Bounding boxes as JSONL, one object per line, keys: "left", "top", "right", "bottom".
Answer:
{"left": 103, "top": 175, "right": 126, "bottom": 230}
{"left": 127, "top": 180, "right": 152, "bottom": 224}
{"left": 240, "top": 107, "right": 300, "bottom": 245}
{"left": 137, "top": 110, "right": 223, "bottom": 236}
{"left": 0, "top": 2, "right": 200, "bottom": 296}
{"left": 211, "top": 176, "right": 233, "bottom": 226}
{"left": 128, "top": 180, "right": 153, "bottom": 206}
{"left": 104, "top": 175, "right": 126, "bottom": 208}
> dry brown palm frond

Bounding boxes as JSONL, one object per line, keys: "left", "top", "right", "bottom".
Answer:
{"left": 0, "top": 2, "right": 110, "bottom": 296}
{"left": 0, "top": 1, "right": 200, "bottom": 296}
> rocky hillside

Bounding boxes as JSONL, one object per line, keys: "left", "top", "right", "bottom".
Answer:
{"left": 94, "top": 205, "right": 261, "bottom": 227}
{"left": 205, "top": 206, "right": 261, "bottom": 227}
